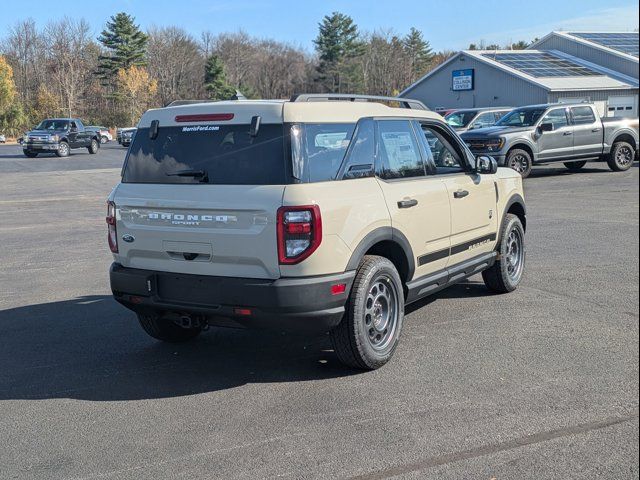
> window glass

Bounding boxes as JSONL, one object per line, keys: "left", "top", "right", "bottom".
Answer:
{"left": 377, "top": 120, "right": 425, "bottom": 179}
{"left": 540, "top": 108, "right": 569, "bottom": 129}
{"left": 341, "top": 118, "right": 375, "bottom": 179}
{"left": 495, "top": 110, "right": 509, "bottom": 122}
{"left": 304, "top": 124, "right": 355, "bottom": 182}
{"left": 445, "top": 111, "right": 477, "bottom": 128}
{"left": 496, "top": 108, "right": 546, "bottom": 127}
{"left": 570, "top": 106, "right": 596, "bottom": 124}
{"left": 420, "top": 124, "right": 465, "bottom": 174}
{"left": 470, "top": 112, "right": 497, "bottom": 129}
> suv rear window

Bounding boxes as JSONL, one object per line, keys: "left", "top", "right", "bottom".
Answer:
{"left": 122, "top": 124, "right": 286, "bottom": 185}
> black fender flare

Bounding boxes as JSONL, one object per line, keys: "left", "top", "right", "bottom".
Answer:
{"left": 506, "top": 141, "right": 537, "bottom": 164}
{"left": 499, "top": 194, "right": 526, "bottom": 242}
{"left": 345, "top": 226, "right": 415, "bottom": 281}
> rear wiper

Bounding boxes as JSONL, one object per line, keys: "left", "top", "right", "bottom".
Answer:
{"left": 166, "top": 169, "right": 209, "bottom": 181}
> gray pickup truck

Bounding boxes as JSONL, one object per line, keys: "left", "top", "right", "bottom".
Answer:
{"left": 460, "top": 103, "right": 639, "bottom": 177}
{"left": 23, "top": 118, "right": 101, "bottom": 158}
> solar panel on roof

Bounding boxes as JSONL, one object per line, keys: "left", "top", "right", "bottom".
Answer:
{"left": 481, "top": 51, "right": 604, "bottom": 78}
{"left": 569, "top": 32, "right": 639, "bottom": 57}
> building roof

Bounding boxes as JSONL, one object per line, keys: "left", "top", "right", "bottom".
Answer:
{"left": 401, "top": 48, "right": 638, "bottom": 97}
{"left": 530, "top": 31, "right": 639, "bottom": 61}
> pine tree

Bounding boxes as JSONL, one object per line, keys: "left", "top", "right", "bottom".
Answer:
{"left": 403, "top": 28, "right": 434, "bottom": 79}
{"left": 313, "top": 12, "right": 364, "bottom": 93}
{"left": 204, "top": 55, "right": 235, "bottom": 100}
{"left": 98, "top": 13, "right": 148, "bottom": 80}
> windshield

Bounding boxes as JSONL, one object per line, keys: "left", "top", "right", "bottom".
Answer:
{"left": 445, "top": 111, "right": 477, "bottom": 128}
{"left": 495, "top": 108, "right": 546, "bottom": 127}
{"left": 122, "top": 123, "right": 287, "bottom": 185}
{"left": 36, "top": 120, "right": 69, "bottom": 130}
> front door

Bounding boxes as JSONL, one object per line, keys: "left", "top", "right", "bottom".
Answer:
{"left": 417, "top": 122, "right": 498, "bottom": 266}
{"left": 68, "top": 120, "right": 79, "bottom": 148}
{"left": 374, "top": 119, "right": 451, "bottom": 280}
{"left": 537, "top": 107, "right": 575, "bottom": 161}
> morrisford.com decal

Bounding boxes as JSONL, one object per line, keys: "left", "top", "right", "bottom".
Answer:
{"left": 181, "top": 125, "right": 221, "bottom": 132}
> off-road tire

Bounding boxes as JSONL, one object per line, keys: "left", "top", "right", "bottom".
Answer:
{"left": 330, "top": 255, "right": 404, "bottom": 370}
{"left": 87, "top": 138, "right": 99, "bottom": 154}
{"left": 137, "top": 313, "right": 202, "bottom": 343}
{"left": 23, "top": 150, "right": 38, "bottom": 158}
{"left": 564, "top": 160, "right": 587, "bottom": 171}
{"left": 56, "top": 141, "right": 70, "bottom": 157}
{"left": 482, "top": 214, "right": 526, "bottom": 293}
{"left": 506, "top": 148, "right": 533, "bottom": 178}
{"left": 607, "top": 141, "right": 635, "bottom": 172}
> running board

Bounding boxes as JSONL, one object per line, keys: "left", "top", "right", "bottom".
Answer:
{"left": 405, "top": 251, "right": 497, "bottom": 304}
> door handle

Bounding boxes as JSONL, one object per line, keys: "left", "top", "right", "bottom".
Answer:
{"left": 591, "top": 128, "right": 601, "bottom": 132}
{"left": 453, "top": 190, "right": 469, "bottom": 199}
{"left": 563, "top": 132, "right": 573, "bottom": 136}
{"left": 397, "top": 198, "right": 418, "bottom": 209}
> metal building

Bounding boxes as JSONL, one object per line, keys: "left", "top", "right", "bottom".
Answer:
{"left": 400, "top": 31, "right": 639, "bottom": 118}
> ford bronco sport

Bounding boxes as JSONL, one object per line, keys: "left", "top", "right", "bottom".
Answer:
{"left": 108, "top": 94, "right": 527, "bottom": 370}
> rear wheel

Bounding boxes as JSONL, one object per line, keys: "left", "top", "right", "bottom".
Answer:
{"left": 330, "top": 255, "right": 404, "bottom": 370}
{"left": 87, "top": 138, "right": 99, "bottom": 154}
{"left": 564, "top": 160, "right": 588, "bottom": 171}
{"left": 607, "top": 141, "right": 635, "bottom": 172}
{"left": 23, "top": 150, "right": 38, "bottom": 158}
{"left": 56, "top": 141, "right": 70, "bottom": 157}
{"left": 137, "top": 313, "right": 202, "bottom": 343}
{"left": 506, "top": 149, "right": 533, "bottom": 178}
{"left": 482, "top": 214, "right": 525, "bottom": 293}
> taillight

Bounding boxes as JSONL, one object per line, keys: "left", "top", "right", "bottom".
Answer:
{"left": 106, "top": 201, "right": 118, "bottom": 253}
{"left": 277, "top": 205, "right": 322, "bottom": 264}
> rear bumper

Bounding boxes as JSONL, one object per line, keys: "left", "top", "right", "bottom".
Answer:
{"left": 110, "top": 263, "right": 354, "bottom": 331}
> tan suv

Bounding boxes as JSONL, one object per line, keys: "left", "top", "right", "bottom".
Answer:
{"left": 108, "top": 94, "right": 527, "bottom": 370}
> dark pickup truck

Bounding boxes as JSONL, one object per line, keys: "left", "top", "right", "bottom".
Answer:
{"left": 23, "top": 118, "right": 101, "bottom": 158}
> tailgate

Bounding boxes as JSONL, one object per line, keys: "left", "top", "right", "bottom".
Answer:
{"left": 113, "top": 183, "right": 284, "bottom": 279}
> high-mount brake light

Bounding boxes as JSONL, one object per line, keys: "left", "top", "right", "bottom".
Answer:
{"left": 277, "top": 205, "right": 322, "bottom": 265}
{"left": 106, "top": 201, "right": 118, "bottom": 253}
{"left": 174, "top": 113, "right": 234, "bottom": 122}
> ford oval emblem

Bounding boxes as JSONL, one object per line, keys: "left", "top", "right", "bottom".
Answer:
{"left": 122, "top": 234, "right": 135, "bottom": 243}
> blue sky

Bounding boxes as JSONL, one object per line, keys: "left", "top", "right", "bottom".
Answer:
{"left": 1, "top": 0, "right": 638, "bottom": 52}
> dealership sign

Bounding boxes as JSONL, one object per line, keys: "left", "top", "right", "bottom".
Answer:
{"left": 452, "top": 69, "right": 474, "bottom": 91}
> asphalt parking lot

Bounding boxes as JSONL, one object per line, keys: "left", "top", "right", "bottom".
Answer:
{"left": 0, "top": 143, "right": 638, "bottom": 479}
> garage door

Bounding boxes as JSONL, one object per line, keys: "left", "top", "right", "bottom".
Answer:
{"left": 607, "top": 96, "right": 637, "bottom": 118}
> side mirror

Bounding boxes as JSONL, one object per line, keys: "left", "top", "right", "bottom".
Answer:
{"left": 476, "top": 155, "right": 498, "bottom": 174}
{"left": 538, "top": 122, "right": 553, "bottom": 133}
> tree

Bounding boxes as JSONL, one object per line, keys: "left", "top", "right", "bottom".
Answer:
{"left": 204, "top": 55, "right": 235, "bottom": 100}
{"left": 98, "top": 13, "right": 148, "bottom": 80}
{"left": 313, "top": 12, "right": 364, "bottom": 92}
{"left": 0, "top": 55, "right": 17, "bottom": 113}
{"left": 510, "top": 40, "right": 530, "bottom": 50}
{"left": 31, "top": 85, "right": 61, "bottom": 120}
{"left": 117, "top": 66, "right": 157, "bottom": 125}
{"left": 403, "top": 27, "right": 434, "bottom": 81}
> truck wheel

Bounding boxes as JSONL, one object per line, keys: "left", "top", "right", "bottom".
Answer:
{"left": 506, "top": 149, "right": 533, "bottom": 178}
{"left": 482, "top": 214, "right": 525, "bottom": 293}
{"left": 330, "top": 255, "right": 404, "bottom": 370}
{"left": 137, "top": 313, "right": 202, "bottom": 343}
{"left": 23, "top": 150, "right": 38, "bottom": 158}
{"left": 87, "top": 139, "right": 99, "bottom": 154}
{"left": 607, "top": 141, "right": 635, "bottom": 172}
{"left": 56, "top": 141, "right": 70, "bottom": 157}
{"left": 100, "top": 135, "right": 108, "bottom": 144}
{"left": 564, "top": 160, "right": 587, "bottom": 171}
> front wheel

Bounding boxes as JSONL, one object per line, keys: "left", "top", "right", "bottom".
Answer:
{"left": 87, "top": 139, "right": 99, "bottom": 154}
{"left": 330, "top": 255, "right": 404, "bottom": 370}
{"left": 482, "top": 214, "right": 526, "bottom": 293}
{"left": 607, "top": 141, "right": 635, "bottom": 172}
{"left": 56, "top": 141, "right": 70, "bottom": 157}
{"left": 100, "top": 135, "right": 108, "bottom": 144}
{"left": 564, "top": 160, "right": 587, "bottom": 171}
{"left": 506, "top": 149, "right": 533, "bottom": 178}
{"left": 137, "top": 314, "right": 202, "bottom": 343}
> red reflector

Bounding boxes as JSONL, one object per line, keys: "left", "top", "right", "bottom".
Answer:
{"left": 285, "top": 222, "right": 311, "bottom": 234}
{"left": 174, "top": 113, "right": 234, "bottom": 122}
{"left": 233, "top": 308, "right": 252, "bottom": 316}
{"left": 331, "top": 283, "right": 346, "bottom": 295}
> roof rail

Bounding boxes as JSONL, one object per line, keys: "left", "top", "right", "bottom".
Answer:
{"left": 165, "top": 99, "right": 215, "bottom": 107}
{"left": 290, "top": 93, "right": 429, "bottom": 110}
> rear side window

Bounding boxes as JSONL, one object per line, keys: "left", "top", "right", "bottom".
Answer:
{"left": 122, "top": 124, "right": 286, "bottom": 185}
{"left": 340, "top": 118, "right": 375, "bottom": 180}
{"left": 571, "top": 106, "right": 596, "bottom": 125}
{"left": 377, "top": 120, "right": 425, "bottom": 179}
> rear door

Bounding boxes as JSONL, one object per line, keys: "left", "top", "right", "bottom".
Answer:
{"left": 537, "top": 107, "right": 574, "bottom": 161}
{"left": 374, "top": 119, "right": 451, "bottom": 279}
{"left": 113, "top": 110, "right": 287, "bottom": 280}
{"left": 417, "top": 121, "right": 498, "bottom": 267}
{"left": 570, "top": 106, "right": 603, "bottom": 157}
